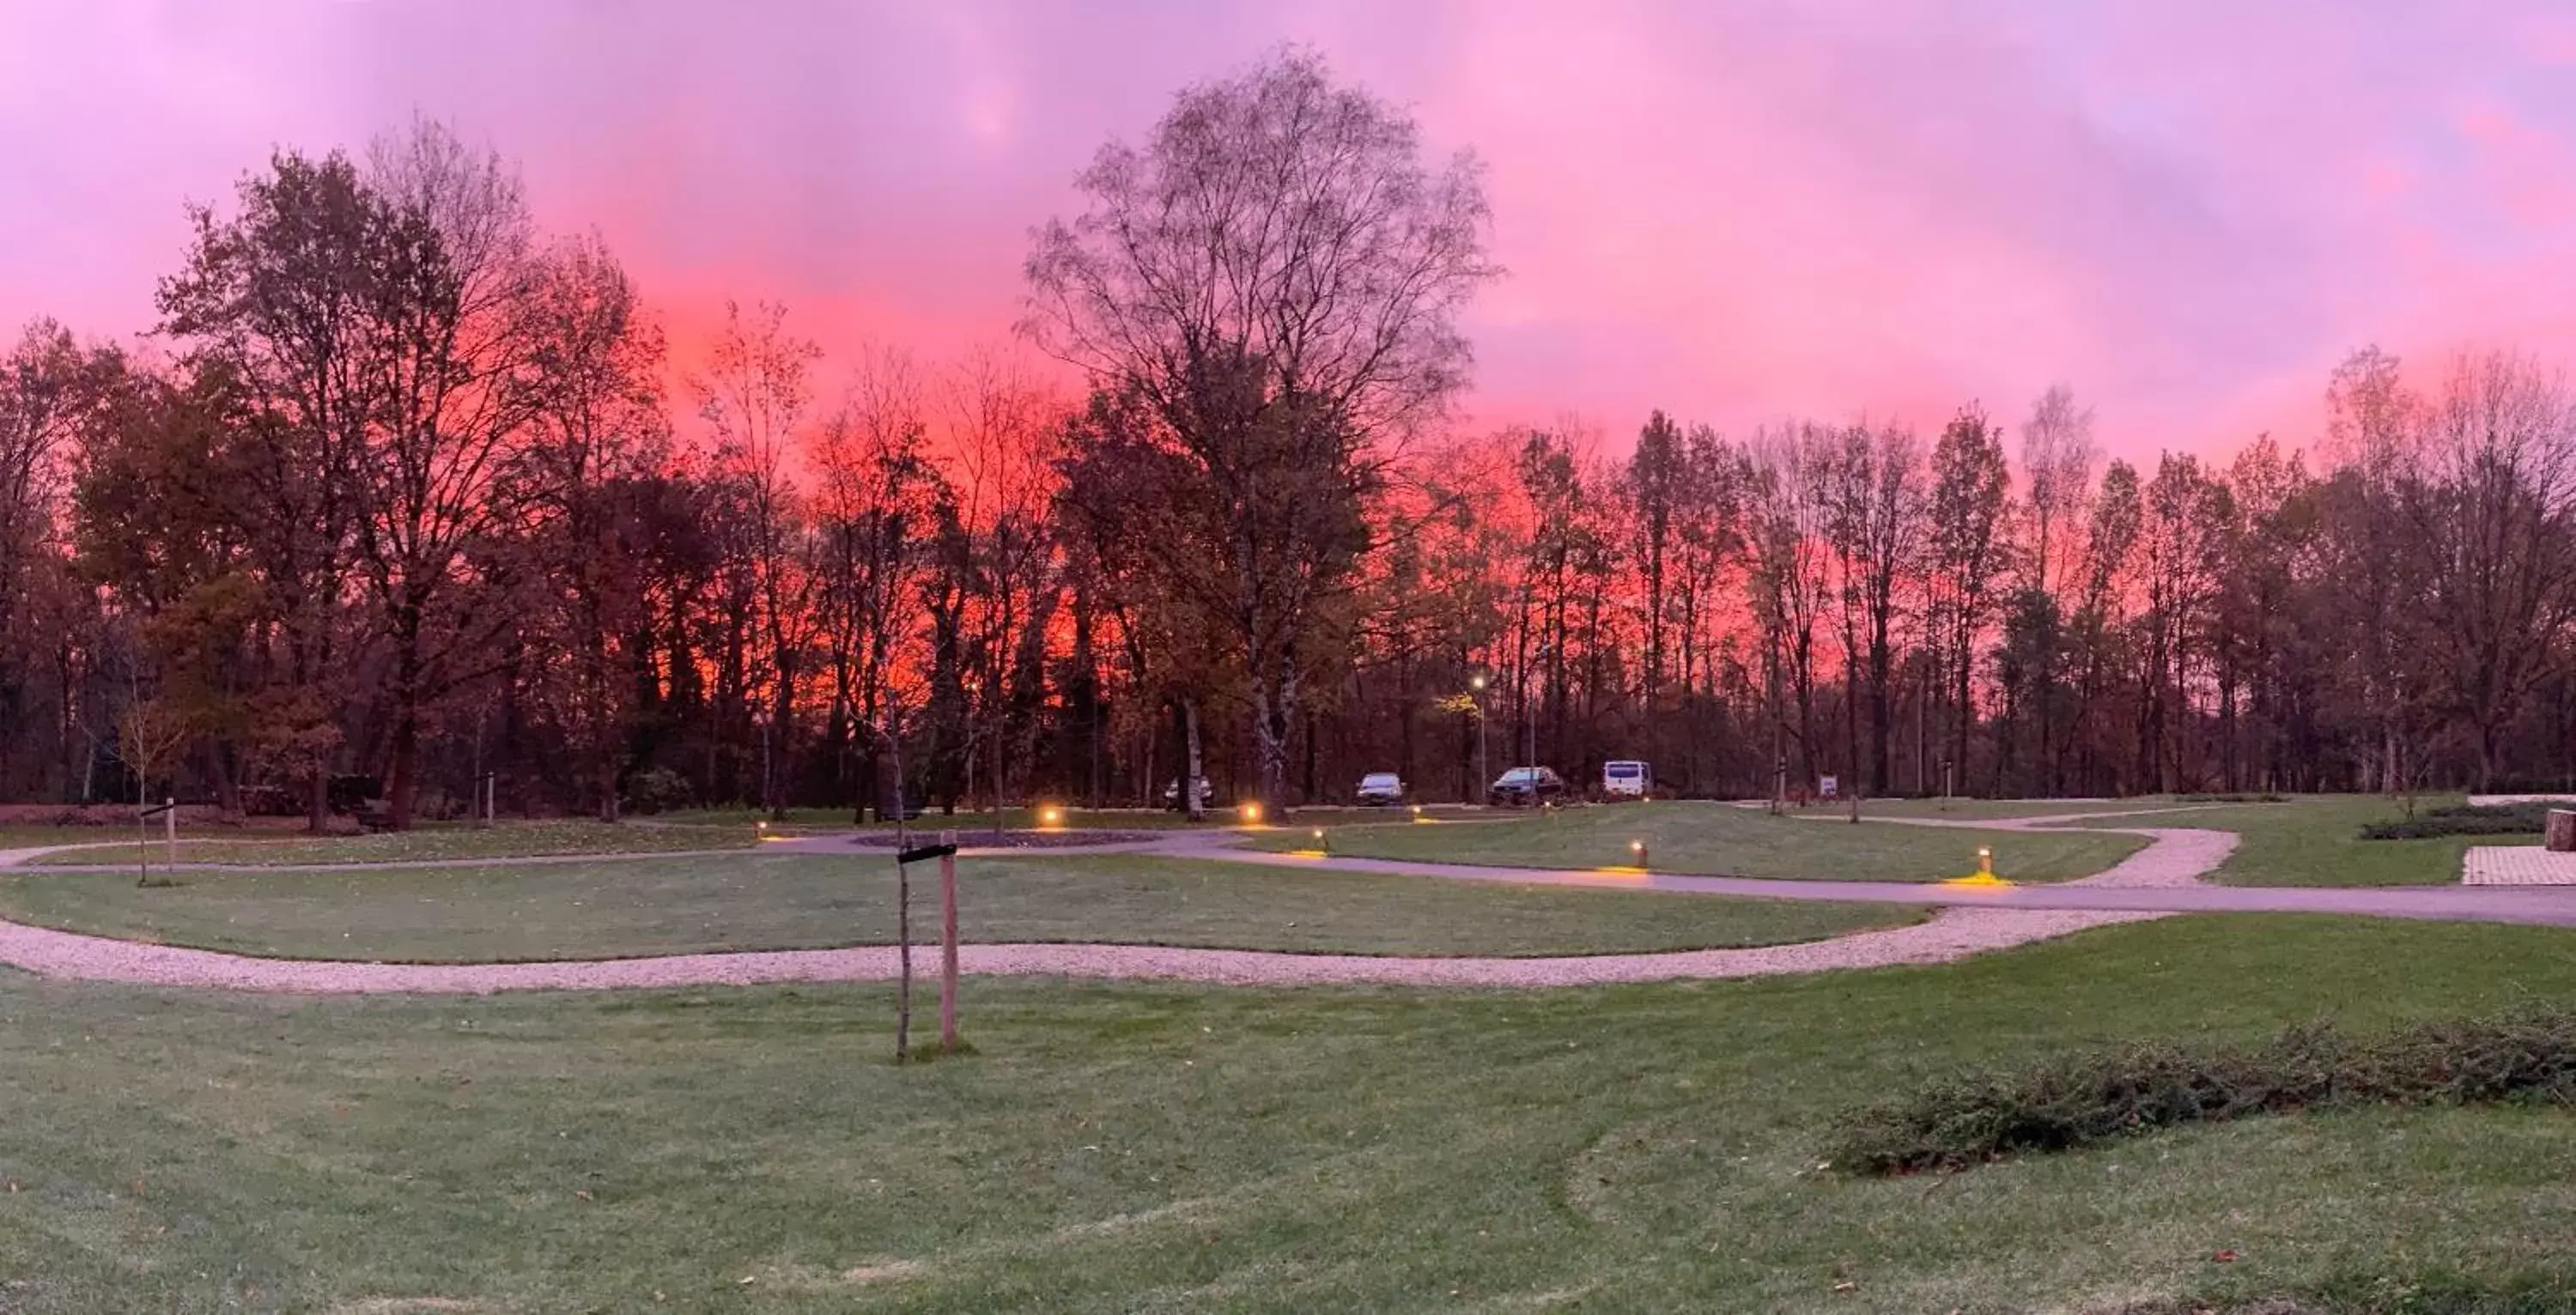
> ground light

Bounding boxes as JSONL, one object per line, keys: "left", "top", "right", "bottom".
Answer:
{"left": 1309, "top": 827, "right": 1329, "bottom": 856}
{"left": 1943, "top": 844, "right": 2013, "bottom": 888}
{"left": 1241, "top": 802, "right": 1264, "bottom": 826}
{"left": 1630, "top": 838, "right": 1649, "bottom": 868}
{"left": 1410, "top": 803, "right": 1430, "bottom": 823}
{"left": 1036, "top": 804, "right": 1066, "bottom": 829}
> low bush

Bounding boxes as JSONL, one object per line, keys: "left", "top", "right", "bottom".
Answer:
{"left": 1826, "top": 1008, "right": 2576, "bottom": 1175}
{"left": 2360, "top": 802, "right": 2554, "bottom": 840}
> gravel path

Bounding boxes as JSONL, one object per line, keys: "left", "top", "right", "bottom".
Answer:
{"left": 1, "top": 816, "right": 2571, "bottom": 996}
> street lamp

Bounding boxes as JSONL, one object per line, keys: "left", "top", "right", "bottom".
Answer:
{"left": 1467, "top": 672, "right": 1490, "bottom": 803}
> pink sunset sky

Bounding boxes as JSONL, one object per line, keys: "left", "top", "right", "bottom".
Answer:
{"left": 6, "top": 0, "right": 2576, "bottom": 463}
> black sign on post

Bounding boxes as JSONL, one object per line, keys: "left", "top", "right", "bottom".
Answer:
{"left": 138, "top": 801, "right": 179, "bottom": 819}
{"left": 896, "top": 842, "right": 957, "bottom": 865}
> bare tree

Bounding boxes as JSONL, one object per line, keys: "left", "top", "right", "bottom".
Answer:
{"left": 2400, "top": 348, "right": 2576, "bottom": 789}
{"left": 813, "top": 344, "right": 941, "bottom": 822}
{"left": 515, "top": 233, "right": 670, "bottom": 821}
{"left": 1023, "top": 46, "right": 1500, "bottom": 813}
{"left": 2322, "top": 345, "right": 2423, "bottom": 793}
{"left": 353, "top": 117, "right": 551, "bottom": 828}
{"left": 2019, "top": 385, "right": 2098, "bottom": 600}
{"left": 943, "top": 348, "right": 1063, "bottom": 830}
{"left": 696, "top": 300, "right": 822, "bottom": 821}
{"left": 1925, "top": 405, "right": 2010, "bottom": 791}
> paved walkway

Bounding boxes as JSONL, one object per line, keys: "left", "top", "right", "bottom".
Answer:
{"left": 4, "top": 815, "right": 2576, "bottom": 996}
{"left": 2464, "top": 845, "right": 2576, "bottom": 886}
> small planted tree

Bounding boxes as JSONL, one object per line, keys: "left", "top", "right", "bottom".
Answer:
{"left": 116, "top": 696, "right": 191, "bottom": 886}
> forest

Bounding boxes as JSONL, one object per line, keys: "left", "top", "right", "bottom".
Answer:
{"left": 3, "top": 52, "right": 2573, "bottom": 828}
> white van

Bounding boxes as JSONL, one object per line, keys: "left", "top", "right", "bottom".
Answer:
{"left": 1603, "top": 761, "right": 1651, "bottom": 798}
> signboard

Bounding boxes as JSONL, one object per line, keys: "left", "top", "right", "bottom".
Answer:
{"left": 1818, "top": 776, "right": 1838, "bottom": 800}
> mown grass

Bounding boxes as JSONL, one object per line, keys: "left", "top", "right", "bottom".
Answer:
{"left": 21, "top": 818, "right": 762, "bottom": 867}
{"left": 1845, "top": 795, "right": 2202, "bottom": 820}
{"left": 0, "top": 852, "right": 1917, "bottom": 962}
{"left": 2060, "top": 795, "right": 2538, "bottom": 887}
{"left": 1252, "top": 798, "right": 2147, "bottom": 882}
{"left": 7, "top": 917, "right": 2576, "bottom": 1311}
{"left": 656, "top": 803, "right": 1462, "bottom": 832}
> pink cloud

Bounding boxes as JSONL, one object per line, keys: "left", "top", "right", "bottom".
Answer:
{"left": 6, "top": 0, "right": 2576, "bottom": 470}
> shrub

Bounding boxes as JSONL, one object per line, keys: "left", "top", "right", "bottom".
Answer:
{"left": 621, "top": 767, "right": 694, "bottom": 816}
{"left": 1825, "top": 1008, "right": 2576, "bottom": 1175}
{"left": 2359, "top": 802, "right": 2554, "bottom": 840}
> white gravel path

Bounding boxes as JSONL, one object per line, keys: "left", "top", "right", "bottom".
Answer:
{"left": 0, "top": 821, "right": 2225, "bottom": 995}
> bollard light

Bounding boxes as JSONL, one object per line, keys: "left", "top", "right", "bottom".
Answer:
{"left": 1311, "top": 827, "right": 1328, "bottom": 855}
{"left": 1630, "top": 838, "right": 1649, "bottom": 868}
{"left": 1978, "top": 845, "right": 1993, "bottom": 877}
{"left": 1038, "top": 805, "right": 1066, "bottom": 829}
{"left": 1242, "top": 802, "right": 1263, "bottom": 825}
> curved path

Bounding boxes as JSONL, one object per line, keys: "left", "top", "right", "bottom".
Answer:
{"left": 1, "top": 815, "right": 2572, "bottom": 995}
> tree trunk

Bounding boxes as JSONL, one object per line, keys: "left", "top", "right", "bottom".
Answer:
{"left": 1249, "top": 670, "right": 1295, "bottom": 816}
{"left": 385, "top": 602, "right": 425, "bottom": 831}
{"left": 1182, "top": 697, "right": 1206, "bottom": 822}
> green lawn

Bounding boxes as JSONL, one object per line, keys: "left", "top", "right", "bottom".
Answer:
{"left": 1844, "top": 795, "right": 2201, "bottom": 821}
{"left": 2058, "top": 794, "right": 2535, "bottom": 887}
{"left": 9, "top": 917, "right": 2576, "bottom": 1310}
{"left": 0, "top": 825, "right": 254, "bottom": 851}
{"left": 659, "top": 803, "right": 1473, "bottom": 833}
{"left": 21, "top": 819, "right": 762, "bottom": 867}
{"left": 1253, "top": 799, "right": 2147, "bottom": 882}
{"left": 0, "top": 852, "right": 1917, "bottom": 963}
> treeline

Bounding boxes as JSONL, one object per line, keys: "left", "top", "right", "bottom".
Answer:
{"left": 3, "top": 58, "right": 2573, "bottom": 828}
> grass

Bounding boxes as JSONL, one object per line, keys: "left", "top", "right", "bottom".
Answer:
{"left": 1250, "top": 798, "right": 2148, "bottom": 882}
{"left": 655, "top": 803, "right": 1456, "bottom": 832}
{"left": 1843, "top": 795, "right": 2202, "bottom": 821}
{"left": 0, "top": 852, "right": 1917, "bottom": 962}
{"left": 9, "top": 916, "right": 2576, "bottom": 1310}
{"left": 2059, "top": 795, "right": 2541, "bottom": 887}
{"left": 21, "top": 818, "right": 762, "bottom": 866}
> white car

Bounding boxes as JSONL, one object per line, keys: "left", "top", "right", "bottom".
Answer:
{"left": 1356, "top": 772, "right": 1405, "bottom": 805}
{"left": 1603, "top": 760, "right": 1651, "bottom": 798}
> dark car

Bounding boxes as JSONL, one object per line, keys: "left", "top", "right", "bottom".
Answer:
{"left": 1487, "top": 766, "right": 1568, "bottom": 806}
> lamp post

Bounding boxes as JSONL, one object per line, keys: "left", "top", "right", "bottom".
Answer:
{"left": 1468, "top": 672, "right": 1490, "bottom": 803}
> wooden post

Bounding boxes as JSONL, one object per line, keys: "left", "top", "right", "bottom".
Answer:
{"left": 895, "top": 849, "right": 913, "bottom": 1063}
{"left": 939, "top": 831, "right": 959, "bottom": 1049}
{"left": 163, "top": 797, "right": 177, "bottom": 869}
{"left": 2548, "top": 809, "right": 2576, "bottom": 854}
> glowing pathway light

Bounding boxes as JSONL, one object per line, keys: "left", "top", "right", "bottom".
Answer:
{"left": 1037, "top": 805, "right": 1066, "bottom": 830}
{"left": 1241, "top": 802, "right": 1264, "bottom": 826}
{"left": 1630, "top": 838, "right": 1649, "bottom": 869}
{"left": 1942, "top": 844, "right": 2014, "bottom": 888}
{"left": 1309, "top": 827, "right": 1329, "bottom": 856}
{"left": 1410, "top": 803, "right": 1430, "bottom": 823}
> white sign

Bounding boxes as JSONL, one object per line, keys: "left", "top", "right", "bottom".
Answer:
{"left": 1818, "top": 775, "right": 1839, "bottom": 799}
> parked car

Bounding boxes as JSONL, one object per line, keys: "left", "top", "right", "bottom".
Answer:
{"left": 1163, "top": 776, "right": 1217, "bottom": 809}
{"left": 1488, "top": 766, "right": 1568, "bottom": 806}
{"left": 1356, "top": 772, "right": 1406, "bottom": 805}
{"left": 1602, "top": 760, "right": 1652, "bottom": 799}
